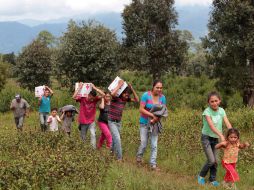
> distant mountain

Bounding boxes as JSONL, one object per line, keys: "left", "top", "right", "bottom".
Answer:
{"left": 176, "top": 6, "right": 210, "bottom": 40}
{"left": 0, "top": 6, "right": 210, "bottom": 54}
{"left": 0, "top": 22, "right": 68, "bottom": 54}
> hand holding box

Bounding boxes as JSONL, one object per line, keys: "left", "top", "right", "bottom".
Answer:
{"left": 108, "top": 76, "right": 128, "bottom": 97}
{"left": 35, "top": 85, "right": 45, "bottom": 97}
{"left": 75, "top": 82, "right": 92, "bottom": 97}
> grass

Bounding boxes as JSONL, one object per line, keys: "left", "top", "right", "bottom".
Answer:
{"left": 1, "top": 109, "right": 254, "bottom": 190}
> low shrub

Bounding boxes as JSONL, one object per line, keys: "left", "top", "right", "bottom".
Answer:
{"left": 0, "top": 132, "right": 111, "bottom": 189}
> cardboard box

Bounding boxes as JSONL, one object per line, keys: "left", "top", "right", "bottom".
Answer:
{"left": 108, "top": 76, "right": 128, "bottom": 97}
{"left": 75, "top": 83, "right": 92, "bottom": 97}
{"left": 35, "top": 86, "right": 45, "bottom": 97}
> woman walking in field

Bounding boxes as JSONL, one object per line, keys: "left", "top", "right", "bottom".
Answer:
{"left": 136, "top": 80, "right": 167, "bottom": 171}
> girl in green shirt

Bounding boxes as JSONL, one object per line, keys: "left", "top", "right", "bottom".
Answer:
{"left": 198, "top": 91, "right": 232, "bottom": 187}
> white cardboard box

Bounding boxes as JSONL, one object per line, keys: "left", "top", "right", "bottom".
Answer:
{"left": 75, "top": 83, "right": 92, "bottom": 97}
{"left": 35, "top": 86, "right": 45, "bottom": 97}
{"left": 108, "top": 76, "right": 128, "bottom": 97}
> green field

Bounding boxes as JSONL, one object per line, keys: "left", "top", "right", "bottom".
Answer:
{"left": 1, "top": 108, "right": 254, "bottom": 190}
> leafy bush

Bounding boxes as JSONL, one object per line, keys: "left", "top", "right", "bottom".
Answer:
{"left": 0, "top": 79, "right": 77, "bottom": 113}
{"left": 0, "top": 132, "right": 111, "bottom": 189}
{"left": 0, "top": 80, "right": 35, "bottom": 113}
{"left": 0, "top": 62, "right": 9, "bottom": 91}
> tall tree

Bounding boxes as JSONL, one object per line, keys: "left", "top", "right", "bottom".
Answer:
{"left": 0, "top": 62, "right": 9, "bottom": 91}
{"left": 56, "top": 20, "right": 120, "bottom": 88}
{"left": 16, "top": 40, "right": 52, "bottom": 91}
{"left": 122, "top": 0, "right": 187, "bottom": 79}
{"left": 204, "top": 0, "right": 254, "bottom": 106}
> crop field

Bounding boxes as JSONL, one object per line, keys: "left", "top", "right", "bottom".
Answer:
{"left": 1, "top": 108, "right": 254, "bottom": 189}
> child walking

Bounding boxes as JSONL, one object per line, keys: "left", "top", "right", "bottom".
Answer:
{"left": 97, "top": 92, "right": 112, "bottom": 149}
{"left": 61, "top": 110, "right": 74, "bottom": 136}
{"left": 39, "top": 86, "right": 54, "bottom": 132}
{"left": 73, "top": 83, "right": 105, "bottom": 148}
{"left": 47, "top": 108, "right": 61, "bottom": 132}
{"left": 198, "top": 91, "right": 232, "bottom": 187}
{"left": 216, "top": 128, "right": 250, "bottom": 189}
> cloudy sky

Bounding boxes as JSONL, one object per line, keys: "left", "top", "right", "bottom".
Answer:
{"left": 0, "top": 0, "right": 212, "bottom": 21}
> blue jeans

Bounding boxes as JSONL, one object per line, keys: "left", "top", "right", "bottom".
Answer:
{"left": 137, "top": 124, "right": 158, "bottom": 166}
{"left": 39, "top": 112, "right": 49, "bottom": 132}
{"left": 108, "top": 120, "right": 122, "bottom": 159}
{"left": 80, "top": 122, "right": 96, "bottom": 149}
{"left": 199, "top": 134, "right": 219, "bottom": 182}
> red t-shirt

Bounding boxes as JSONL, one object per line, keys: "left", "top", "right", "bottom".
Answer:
{"left": 76, "top": 96, "right": 100, "bottom": 124}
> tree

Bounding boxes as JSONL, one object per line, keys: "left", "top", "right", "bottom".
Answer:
{"left": 204, "top": 0, "right": 254, "bottom": 106}
{"left": 122, "top": 0, "right": 188, "bottom": 79}
{"left": 37, "top": 30, "right": 57, "bottom": 48}
{"left": 15, "top": 40, "right": 52, "bottom": 91}
{"left": 0, "top": 62, "right": 9, "bottom": 91}
{"left": 185, "top": 42, "right": 212, "bottom": 77}
{"left": 56, "top": 20, "right": 120, "bottom": 88}
{"left": 2, "top": 52, "right": 16, "bottom": 65}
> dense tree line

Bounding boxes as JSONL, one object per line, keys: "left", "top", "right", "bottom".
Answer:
{"left": 204, "top": 0, "right": 254, "bottom": 106}
{"left": 2, "top": 0, "right": 254, "bottom": 107}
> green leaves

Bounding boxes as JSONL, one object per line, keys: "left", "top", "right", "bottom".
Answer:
{"left": 206, "top": 0, "right": 254, "bottom": 100}
{"left": 0, "top": 62, "right": 9, "bottom": 91}
{"left": 15, "top": 39, "right": 52, "bottom": 91}
{"left": 56, "top": 21, "right": 120, "bottom": 88}
{"left": 0, "top": 132, "right": 112, "bottom": 189}
{"left": 122, "top": 0, "right": 187, "bottom": 79}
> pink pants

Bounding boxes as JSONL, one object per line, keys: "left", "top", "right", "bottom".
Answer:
{"left": 97, "top": 122, "right": 112, "bottom": 149}
{"left": 222, "top": 160, "right": 240, "bottom": 182}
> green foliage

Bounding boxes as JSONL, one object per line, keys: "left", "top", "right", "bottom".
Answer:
{"left": 0, "top": 62, "right": 9, "bottom": 91}
{"left": 1, "top": 52, "right": 16, "bottom": 65}
{"left": 1, "top": 107, "right": 254, "bottom": 189}
{"left": 112, "top": 109, "right": 254, "bottom": 189}
{"left": 15, "top": 39, "right": 52, "bottom": 91}
{"left": 204, "top": 0, "right": 254, "bottom": 101}
{"left": 185, "top": 42, "right": 212, "bottom": 77}
{"left": 122, "top": 0, "right": 188, "bottom": 79}
{"left": 0, "top": 81, "right": 35, "bottom": 112}
{"left": 120, "top": 71, "right": 217, "bottom": 110}
{"left": 56, "top": 20, "right": 120, "bottom": 88}
{"left": 0, "top": 131, "right": 111, "bottom": 189}
{"left": 37, "top": 30, "right": 57, "bottom": 48}
{"left": 0, "top": 79, "right": 76, "bottom": 113}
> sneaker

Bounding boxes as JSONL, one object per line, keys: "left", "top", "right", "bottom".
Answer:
{"left": 198, "top": 176, "right": 205, "bottom": 185}
{"left": 151, "top": 165, "right": 160, "bottom": 171}
{"left": 210, "top": 181, "right": 219, "bottom": 187}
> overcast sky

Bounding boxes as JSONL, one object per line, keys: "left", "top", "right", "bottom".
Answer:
{"left": 0, "top": 0, "right": 212, "bottom": 21}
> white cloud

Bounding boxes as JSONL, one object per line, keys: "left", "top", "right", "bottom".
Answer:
{"left": 0, "top": 0, "right": 211, "bottom": 21}
{"left": 176, "top": 0, "right": 212, "bottom": 6}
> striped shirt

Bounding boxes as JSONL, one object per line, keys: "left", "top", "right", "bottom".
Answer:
{"left": 140, "top": 91, "right": 166, "bottom": 124}
{"left": 108, "top": 97, "right": 129, "bottom": 122}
